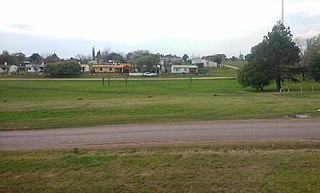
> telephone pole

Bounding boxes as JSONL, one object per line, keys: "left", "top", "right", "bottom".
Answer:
{"left": 282, "top": 0, "right": 284, "bottom": 24}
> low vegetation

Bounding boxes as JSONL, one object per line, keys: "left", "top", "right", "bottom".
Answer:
{"left": 1, "top": 141, "right": 320, "bottom": 193}
{"left": 0, "top": 79, "right": 319, "bottom": 130}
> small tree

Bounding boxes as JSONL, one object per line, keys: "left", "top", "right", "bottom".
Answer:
{"left": 182, "top": 54, "right": 189, "bottom": 62}
{"left": 238, "top": 60, "right": 271, "bottom": 91}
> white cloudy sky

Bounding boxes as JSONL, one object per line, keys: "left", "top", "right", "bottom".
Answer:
{"left": 0, "top": 0, "right": 319, "bottom": 58}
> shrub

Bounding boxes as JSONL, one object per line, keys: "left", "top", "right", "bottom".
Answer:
{"left": 44, "top": 60, "right": 80, "bottom": 77}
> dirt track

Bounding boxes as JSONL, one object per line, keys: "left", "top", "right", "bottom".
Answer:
{"left": 1, "top": 119, "right": 320, "bottom": 150}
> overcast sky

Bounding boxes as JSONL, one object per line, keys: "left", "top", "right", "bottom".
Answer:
{"left": 0, "top": 0, "right": 319, "bottom": 58}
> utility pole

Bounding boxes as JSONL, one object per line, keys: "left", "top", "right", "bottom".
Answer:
{"left": 282, "top": 0, "right": 284, "bottom": 24}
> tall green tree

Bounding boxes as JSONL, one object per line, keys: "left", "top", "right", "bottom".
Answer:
{"left": 304, "top": 35, "right": 320, "bottom": 80}
{"left": 309, "top": 55, "right": 320, "bottom": 82}
{"left": 182, "top": 54, "right": 189, "bottom": 62}
{"left": 263, "top": 21, "right": 300, "bottom": 91}
{"left": 238, "top": 21, "right": 300, "bottom": 91}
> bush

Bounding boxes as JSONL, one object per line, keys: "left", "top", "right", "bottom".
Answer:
{"left": 44, "top": 60, "right": 80, "bottom": 77}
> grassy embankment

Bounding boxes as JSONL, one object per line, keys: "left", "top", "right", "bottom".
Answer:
{"left": 1, "top": 141, "right": 320, "bottom": 193}
{"left": 0, "top": 73, "right": 319, "bottom": 130}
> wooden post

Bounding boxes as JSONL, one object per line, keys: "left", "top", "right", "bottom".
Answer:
{"left": 300, "top": 86, "right": 303, "bottom": 94}
{"left": 312, "top": 86, "right": 314, "bottom": 93}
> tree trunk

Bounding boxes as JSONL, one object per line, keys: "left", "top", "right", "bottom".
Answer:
{"left": 276, "top": 78, "right": 281, "bottom": 91}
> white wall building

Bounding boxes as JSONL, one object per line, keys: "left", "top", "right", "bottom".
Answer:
{"left": 171, "top": 65, "right": 198, "bottom": 74}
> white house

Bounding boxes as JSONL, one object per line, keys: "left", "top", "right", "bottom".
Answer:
{"left": 9, "top": 65, "right": 18, "bottom": 73}
{"left": 203, "top": 60, "right": 217, "bottom": 68}
{"left": 26, "top": 64, "right": 44, "bottom": 74}
{"left": 192, "top": 59, "right": 217, "bottom": 68}
{"left": 80, "top": 64, "right": 90, "bottom": 72}
{"left": 171, "top": 65, "right": 198, "bottom": 74}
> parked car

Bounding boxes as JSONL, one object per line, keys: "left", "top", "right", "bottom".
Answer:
{"left": 144, "top": 72, "right": 157, "bottom": 77}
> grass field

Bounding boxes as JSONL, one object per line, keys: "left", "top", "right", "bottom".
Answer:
{"left": 1, "top": 141, "right": 320, "bottom": 193}
{"left": 0, "top": 78, "right": 319, "bottom": 130}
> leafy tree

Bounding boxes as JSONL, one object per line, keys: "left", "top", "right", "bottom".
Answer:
{"left": 244, "top": 53, "right": 253, "bottom": 62}
{"left": 29, "top": 53, "right": 43, "bottom": 64}
{"left": 182, "top": 54, "right": 189, "bottom": 62}
{"left": 12, "top": 52, "right": 26, "bottom": 64}
{"left": 304, "top": 35, "right": 320, "bottom": 80}
{"left": 106, "top": 52, "right": 124, "bottom": 63}
{"left": 238, "top": 21, "right": 300, "bottom": 91}
{"left": 238, "top": 61, "right": 270, "bottom": 91}
{"left": 44, "top": 60, "right": 80, "bottom": 77}
{"left": 238, "top": 43, "right": 271, "bottom": 91}
{"left": 0, "top": 50, "right": 15, "bottom": 65}
{"left": 132, "top": 53, "right": 159, "bottom": 72}
{"left": 215, "top": 54, "right": 226, "bottom": 66}
{"left": 263, "top": 21, "right": 300, "bottom": 91}
{"left": 44, "top": 53, "right": 60, "bottom": 64}
{"left": 309, "top": 55, "right": 320, "bottom": 82}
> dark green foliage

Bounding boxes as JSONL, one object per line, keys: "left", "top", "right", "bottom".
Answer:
{"left": 132, "top": 53, "right": 159, "bottom": 72}
{"left": 44, "top": 60, "right": 80, "bottom": 77}
{"left": 238, "top": 21, "right": 300, "bottom": 91}
{"left": 238, "top": 61, "right": 270, "bottom": 91}
{"left": 309, "top": 56, "right": 320, "bottom": 82}
{"left": 182, "top": 54, "right": 189, "bottom": 61}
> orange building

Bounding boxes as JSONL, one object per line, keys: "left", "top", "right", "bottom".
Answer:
{"left": 91, "top": 63, "right": 132, "bottom": 74}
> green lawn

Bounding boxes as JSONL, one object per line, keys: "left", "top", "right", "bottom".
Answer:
{"left": 0, "top": 79, "right": 319, "bottom": 130}
{"left": 1, "top": 141, "right": 320, "bottom": 193}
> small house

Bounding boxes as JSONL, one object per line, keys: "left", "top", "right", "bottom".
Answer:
{"left": 171, "top": 65, "right": 198, "bottom": 74}
{"left": 91, "top": 63, "right": 132, "bottom": 74}
{"left": 80, "top": 64, "right": 90, "bottom": 73}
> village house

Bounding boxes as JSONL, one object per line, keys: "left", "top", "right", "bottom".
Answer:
{"left": 91, "top": 63, "right": 132, "bottom": 74}
{"left": 80, "top": 64, "right": 90, "bottom": 73}
{"left": 26, "top": 64, "right": 45, "bottom": 74}
{"left": 171, "top": 65, "right": 198, "bottom": 74}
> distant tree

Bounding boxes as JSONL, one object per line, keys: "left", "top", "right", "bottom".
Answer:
{"left": 12, "top": 52, "right": 26, "bottom": 64}
{"left": 101, "top": 48, "right": 111, "bottom": 63}
{"left": 132, "top": 53, "right": 159, "bottom": 72}
{"left": 229, "top": 56, "right": 239, "bottom": 61}
{"left": 44, "top": 53, "right": 60, "bottom": 64}
{"left": 304, "top": 35, "right": 320, "bottom": 80}
{"left": 244, "top": 53, "right": 253, "bottom": 62}
{"left": 0, "top": 50, "right": 15, "bottom": 65}
{"left": 214, "top": 54, "right": 226, "bottom": 66}
{"left": 30, "top": 53, "right": 43, "bottom": 64}
{"left": 238, "top": 21, "right": 300, "bottom": 91}
{"left": 309, "top": 55, "right": 320, "bottom": 82}
{"left": 44, "top": 60, "right": 80, "bottom": 77}
{"left": 182, "top": 54, "right": 189, "bottom": 62}
{"left": 238, "top": 58, "right": 271, "bottom": 91}
{"left": 75, "top": 54, "right": 91, "bottom": 64}
{"left": 107, "top": 52, "right": 124, "bottom": 63}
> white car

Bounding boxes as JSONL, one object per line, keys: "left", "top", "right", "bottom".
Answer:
{"left": 144, "top": 72, "right": 156, "bottom": 77}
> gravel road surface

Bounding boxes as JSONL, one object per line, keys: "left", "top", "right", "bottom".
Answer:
{"left": 1, "top": 119, "right": 319, "bottom": 150}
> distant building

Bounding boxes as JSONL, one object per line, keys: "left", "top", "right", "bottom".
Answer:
{"left": 80, "top": 64, "right": 90, "bottom": 73}
{"left": 171, "top": 65, "right": 198, "bottom": 74}
{"left": 26, "top": 64, "right": 44, "bottom": 74}
{"left": 91, "top": 63, "right": 132, "bottom": 74}
{"left": 192, "top": 59, "right": 217, "bottom": 68}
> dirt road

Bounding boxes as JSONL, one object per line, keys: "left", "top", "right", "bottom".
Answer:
{"left": 1, "top": 119, "right": 319, "bottom": 150}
